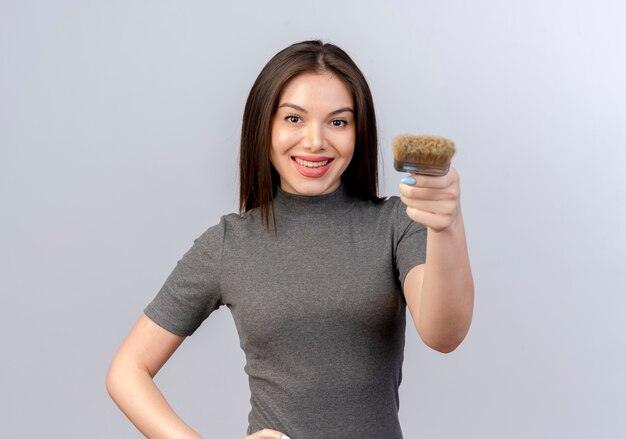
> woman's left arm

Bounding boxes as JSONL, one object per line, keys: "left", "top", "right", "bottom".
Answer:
{"left": 399, "top": 167, "right": 474, "bottom": 353}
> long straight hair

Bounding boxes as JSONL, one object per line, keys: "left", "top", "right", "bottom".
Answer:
{"left": 239, "top": 40, "right": 382, "bottom": 229}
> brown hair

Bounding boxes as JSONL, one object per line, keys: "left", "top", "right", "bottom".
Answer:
{"left": 239, "top": 40, "right": 382, "bottom": 229}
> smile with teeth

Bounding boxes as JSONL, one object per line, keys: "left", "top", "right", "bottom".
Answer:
{"left": 293, "top": 157, "right": 331, "bottom": 168}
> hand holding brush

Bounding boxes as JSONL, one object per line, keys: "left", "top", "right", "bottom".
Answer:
{"left": 394, "top": 135, "right": 461, "bottom": 233}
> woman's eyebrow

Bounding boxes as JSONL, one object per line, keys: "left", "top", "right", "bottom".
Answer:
{"left": 278, "top": 102, "right": 307, "bottom": 113}
{"left": 277, "top": 102, "right": 354, "bottom": 116}
{"left": 328, "top": 107, "right": 354, "bottom": 116}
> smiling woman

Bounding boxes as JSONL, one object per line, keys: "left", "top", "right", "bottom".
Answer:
{"left": 106, "top": 40, "right": 474, "bottom": 439}
{"left": 270, "top": 72, "right": 355, "bottom": 196}
{"left": 239, "top": 40, "right": 382, "bottom": 230}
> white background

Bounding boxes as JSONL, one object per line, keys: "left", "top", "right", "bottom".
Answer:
{"left": 2, "top": 1, "right": 625, "bottom": 437}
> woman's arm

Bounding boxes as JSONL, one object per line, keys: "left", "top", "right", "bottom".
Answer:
{"left": 106, "top": 314, "right": 202, "bottom": 438}
{"left": 399, "top": 168, "right": 474, "bottom": 353}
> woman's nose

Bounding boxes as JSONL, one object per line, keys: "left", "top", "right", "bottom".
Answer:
{"left": 302, "top": 123, "right": 325, "bottom": 151}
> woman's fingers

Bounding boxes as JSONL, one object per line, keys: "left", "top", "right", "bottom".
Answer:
{"left": 244, "top": 429, "right": 292, "bottom": 439}
{"left": 399, "top": 185, "right": 459, "bottom": 202}
{"left": 400, "top": 196, "right": 458, "bottom": 217}
{"left": 399, "top": 167, "right": 461, "bottom": 232}
{"left": 400, "top": 167, "right": 458, "bottom": 189}
{"left": 405, "top": 206, "right": 456, "bottom": 232}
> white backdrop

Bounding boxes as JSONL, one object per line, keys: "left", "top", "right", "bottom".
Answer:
{"left": 2, "top": 1, "right": 625, "bottom": 437}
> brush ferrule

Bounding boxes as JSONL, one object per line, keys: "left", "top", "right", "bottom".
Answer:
{"left": 394, "top": 160, "right": 450, "bottom": 176}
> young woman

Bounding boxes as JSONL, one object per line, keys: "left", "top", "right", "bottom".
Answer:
{"left": 107, "top": 40, "right": 474, "bottom": 439}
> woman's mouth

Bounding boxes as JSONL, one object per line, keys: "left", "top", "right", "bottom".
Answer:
{"left": 291, "top": 156, "right": 334, "bottom": 178}
{"left": 294, "top": 157, "right": 329, "bottom": 167}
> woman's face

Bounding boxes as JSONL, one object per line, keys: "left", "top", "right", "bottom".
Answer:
{"left": 270, "top": 72, "right": 355, "bottom": 196}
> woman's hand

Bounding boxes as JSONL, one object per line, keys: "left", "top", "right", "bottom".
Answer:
{"left": 398, "top": 167, "right": 461, "bottom": 233}
{"left": 245, "top": 429, "right": 291, "bottom": 439}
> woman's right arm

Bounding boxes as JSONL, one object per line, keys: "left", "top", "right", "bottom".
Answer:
{"left": 106, "top": 313, "right": 202, "bottom": 439}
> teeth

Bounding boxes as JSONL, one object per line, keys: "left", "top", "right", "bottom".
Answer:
{"left": 295, "top": 158, "right": 330, "bottom": 168}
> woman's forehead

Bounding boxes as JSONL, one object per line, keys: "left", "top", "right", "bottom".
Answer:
{"left": 277, "top": 72, "right": 353, "bottom": 110}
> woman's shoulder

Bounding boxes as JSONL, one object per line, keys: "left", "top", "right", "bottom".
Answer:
{"left": 185, "top": 211, "right": 263, "bottom": 253}
{"left": 220, "top": 209, "right": 265, "bottom": 237}
{"left": 212, "top": 209, "right": 257, "bottom": 228}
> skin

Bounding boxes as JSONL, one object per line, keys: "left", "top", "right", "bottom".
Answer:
{"left": 400, "top": 168, "right": 474, "bottom": 353}
{"left": 106, "top": 71, "right": 473, "bottom": 438}
{"left": 106, "top": 316, "right": 200, "bottom": 438}
{"left": 270, "top": 72, "right": 355, "bottom": 196}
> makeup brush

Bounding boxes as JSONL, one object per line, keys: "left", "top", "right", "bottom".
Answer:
{"left": 393, "top": 135, "right": 456, "bottom": 176}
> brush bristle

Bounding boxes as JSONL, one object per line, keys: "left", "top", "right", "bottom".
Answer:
{"left": 393, "top": 135, "right": 456, "bottom": 166}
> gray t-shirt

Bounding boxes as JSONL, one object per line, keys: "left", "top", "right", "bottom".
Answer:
{"left": 144, "top": 186, "right": 426, "bottom": 438}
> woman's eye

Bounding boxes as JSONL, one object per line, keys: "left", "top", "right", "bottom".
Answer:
{"left": 285, "top": 115, "right": 301, "bottom": 123}
{"left": 331, "top": 119, "right": 348, "bottom": 127}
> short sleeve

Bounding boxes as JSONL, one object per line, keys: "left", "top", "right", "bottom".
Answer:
{"left": 144, "top": 218, "right": 225, "bottom": 336}
{"left": 394, "top": 198, "right": 427, "bottom": 290}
